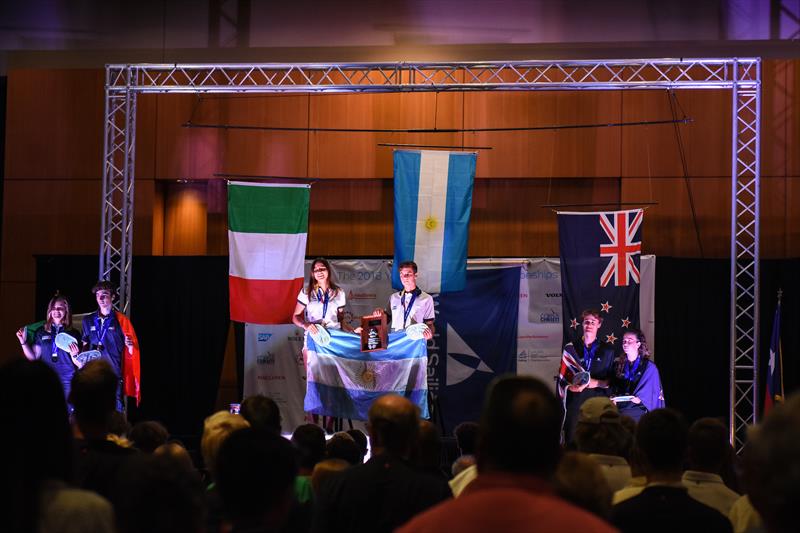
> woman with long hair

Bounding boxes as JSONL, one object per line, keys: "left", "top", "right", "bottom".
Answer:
{"left": 612, "top": 329, "right": 665, "bottom": 422}
{"left": 292, "top": 258, "right": 352, "bottom": 335}
{"left": 15, "top": 292, "right": 81, "bottom": 406}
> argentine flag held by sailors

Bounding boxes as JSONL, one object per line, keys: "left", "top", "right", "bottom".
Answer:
{"left": 392, "top": 150, "right": 477, "bottom": 294}
{"left": 304, "top": 329, "right": 429, "bottom": 420}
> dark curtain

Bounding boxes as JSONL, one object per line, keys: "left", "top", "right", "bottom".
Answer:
{"left": 36, "top": 255, "right": 229, "bottom": 437}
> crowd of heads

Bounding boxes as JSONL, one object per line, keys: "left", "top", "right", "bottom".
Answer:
{"left": 2, "top": 352, "right": 799, "bottom": 533}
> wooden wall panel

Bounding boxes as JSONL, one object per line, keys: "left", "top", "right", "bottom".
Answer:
{"left": 4, "top": 69, "right": 104, "bottom": 179}
{"left": 788, "top": 61, "right": 800, "bottom": 177}
{"left": 465, "top": 91, "right": 622, "bottom": 178}
{"left": 762, "top": 60, "right": 789, "bottom": 179}
{"left": 787, "top": 177, "right": 800, "bottom": 257}
{"left": 163, "top": 182, "right": 208, "bottom": 255}
{"left": 621, "top": 90, "right": 732, "bottom": 178}
{"left": 308, "top": 92, "right": 463, "bottom": 178}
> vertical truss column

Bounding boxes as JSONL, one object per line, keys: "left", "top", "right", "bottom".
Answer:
{"left": 729, "top": 59, "right": 761, "bottom": 453}
{"left": 100, "top": 66, "right": 137, "bottom": 315}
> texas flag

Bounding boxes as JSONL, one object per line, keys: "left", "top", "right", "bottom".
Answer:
{"left": 763, "top": 296, "right": 784, "bottom": 416}
{"left": 558, "top": 209, "right": 643, "bottom": 348}
{"left": 392, "top": 150, "right": 476, "bottom": 294}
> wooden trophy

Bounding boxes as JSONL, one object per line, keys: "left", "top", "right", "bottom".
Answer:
{"left": 360, "top": 310, "right": 388, "bottom": 352}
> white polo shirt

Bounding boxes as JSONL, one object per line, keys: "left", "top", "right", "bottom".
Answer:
{"left": 388, "top": 288, "right": 434, "bottom": 332}
{"left": 297, "top": 287, "right": 346, "bottom": 329}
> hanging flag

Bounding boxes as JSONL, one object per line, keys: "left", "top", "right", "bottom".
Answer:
{"left": 392, "top": 150, "right": 476, "bottom": 294}
{"left": 433, "top": 266, "right": 519, "bottom": 433}
{"left": 304, "top": 329, "right": 429, "bottom": 420}
{"left": 228, "top": 181, "right": 310, "bottom": 324}
{"left": 763, "top": 293, "right": 784, "bottom": 416}
{"left": 558, "top": 209, "right": 643, "bottom": 348}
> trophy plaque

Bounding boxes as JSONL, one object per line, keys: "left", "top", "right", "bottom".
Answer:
{"left": 360, "top": 311, "right": 388, "bottom": 352}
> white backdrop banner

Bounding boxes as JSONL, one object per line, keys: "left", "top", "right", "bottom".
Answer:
{"left": 243, "top": 256, "right": 655, "bottom": 432}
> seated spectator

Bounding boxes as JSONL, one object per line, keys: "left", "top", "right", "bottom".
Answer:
{"left": 312, "top": 394, "right": 452, "bottom": 533}
{"left": 129, "top": 420, "right": 170, "bottom": 453}
{"left": 154, "top": 441, "right": 196, "bottom": 472}
{"left": 412, "top": 420, "right": 448, "bottom": 479}
{"left": 398, "top": 376, "right": 615, "bottom": 533}
{"left": 71, "top": 360, "right": 138, "bottom": 502}
{"left": 326, "top": 432, "right": 362, "bottom": 465}
{"left": 728, "top": 495, "right": 764, "bottom": 533}
{"left": 115, "top": 453, "right": 206, "bottom": 533}
{"left": 240, "top": 394, "right": 282, "bottom": 434}
{"left": 683, "top": 418, "right": 740, "bottom": 515}
{"left": 610, "top": 408, "right": 732, "bottom": 533}
{"left": 216, "top": 428, "right": 298, "bottom": 533}
{"left": 292, "top": 423, "right": 327, "bottom": 505}
{"left": 453, "top": 421, "right": 479, "bottom": 457}
{"left": 554, "top": 451, "right": 613, "bottom": 519}
{"left": 612, "top": 446, "right": 648, "bottom": 504}
{"left": 346, "top": 429, "right": 369, "bottom": 463}
{"left": 311, "top": 458, "right": 350, "bottom": 496}
{"left": 449, "top": 421, "right": 480, "bottom": 493}
{"left": 574, "top": 397, "right": 633, "bottom": 492}
{"left": 346, "top": 428, "right": 368, "bottom": 463}
{"left": 451, "top": 454, "right": 476, "bottom": 478}
{"left": 0, "top": 359, "right": 114, "bottom": 533}
{"left": 744, "top": 392, "right": 800, "bottom": 533}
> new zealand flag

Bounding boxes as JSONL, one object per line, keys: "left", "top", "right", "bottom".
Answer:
{"left": 558, "top": 209, "right": 643, "bottom": 348}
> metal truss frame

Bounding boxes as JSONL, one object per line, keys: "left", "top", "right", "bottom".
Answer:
{"left": 102, "top": 58, "right": 760, "bottom": 450}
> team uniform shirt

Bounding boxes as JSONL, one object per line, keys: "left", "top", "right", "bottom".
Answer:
{"left": 82, "top": 311, "right": 127, "bottom": 378}
{"left": 389, "top": 288, "right": 434, "bottom": 332}
{"left": 33, "top": 324, "right": 81, "bottom": 403}
{"left": 297, "top": 287, "right": 346, "bottom": 329}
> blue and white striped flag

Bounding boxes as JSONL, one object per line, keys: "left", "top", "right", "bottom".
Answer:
{"left": 392, "top": 150, "right": 476, "bottom": 293}
{"left": 304, "top": 329, "right": 429, "bottom": 420}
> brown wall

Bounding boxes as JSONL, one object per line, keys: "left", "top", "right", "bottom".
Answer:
{"left": 2, "top": 61, "right": 799, "bottom": 361}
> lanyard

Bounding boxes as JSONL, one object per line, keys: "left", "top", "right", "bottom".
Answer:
{"left": 582, "top": 341, "right": 599, "bottom": 371}
{"left": 624, "top": 357, "right": 641, "bottom": 381}
{"left": 401, "top": 290, "right": 418, "bottom": 328}
{"left": 94, "top": 313, "right": 113, "bottom": 346}
{"left": 51, "top": 324, "right": 62, "bottom": 360}
{"left": 317, "top": 288, "right": 330, "bottom": 319}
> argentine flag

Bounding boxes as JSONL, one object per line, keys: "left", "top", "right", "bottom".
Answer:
{"left": 392, "top": 150, "right": 477, "bottom": 293}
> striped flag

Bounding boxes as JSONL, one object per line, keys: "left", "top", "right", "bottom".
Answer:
{"left": 228, "top": 181, "right": 310, "bottom": 324}
{"left": 392, "top": 150, "right": 476, "bottom": 293}
{"left": 764, "top": 294, "right": 784, "bottom": 416}
{"left": 305, "top": 329, "right": 429, "bottom": 420}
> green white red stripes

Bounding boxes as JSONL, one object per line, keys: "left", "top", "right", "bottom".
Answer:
{"left": 228, "top": 181, "right": 310, "bottom": 324}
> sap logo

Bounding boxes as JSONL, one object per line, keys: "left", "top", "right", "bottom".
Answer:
{"left": 446, "top": 324, "right": 494, "bottom": 386}
{"left": 257, "top": 352, "right": 276, "bottom": 365}
{"left": 540, "top": 310, "right": 560, "bottom": 324}
{"left": 257, "top": 333, "right": 273, "bottom": 342}
{"left": 545, "top": 293, "right": 562, "bottom": 298}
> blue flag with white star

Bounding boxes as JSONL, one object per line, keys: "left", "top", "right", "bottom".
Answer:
{"left": 432, "top": 267, "right": 519, "bottom": 433}
{"left": 558, "top": 210, "right": 643, "bottom": 348}
{"left": 764, "top": 295, "right": 783, "bottom": 416}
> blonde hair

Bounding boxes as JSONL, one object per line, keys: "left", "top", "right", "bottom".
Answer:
{"left": 45, "top": 293, "right": 73, "bottom": 333}
{"left": 201, "top": 411, "right": 249, "bottom": 479}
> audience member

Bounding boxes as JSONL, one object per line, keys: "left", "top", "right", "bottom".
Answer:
{"left": 154, "top": 441, "right": 196, "bottom": 472}
{"left": 216, "top": 427, "right": 298, "bottom": 533}
{"left": 412, "top": 420, "right": 448, "bottom": 479}
{"left": 398, "top": 376, "right": 615, "bottom": 533}
{"left": 345, "top": 428, "right": 368, "bottom": 463}
{"left": 326, "top": 431, "right": 362, "bottom": 465}
{"left": 129, "top": 420, "right": 170, "bottom": 453}
{"left": 449, "top": 421, "right": 480, "bottom": 492}
{"left": 0, "top": 359, "right": 114, "bottom": 533}
{"left": 744, "top": 393, "right": 800, "bottom": 533}
{"left": 683, "top": 418, "right": 741, "bottom": 515}
{"left": 728, "top": 495, "right": 764, "bottom": 533}
{"left": 71, "top": 359, "right": 138, "bottom": 501}
{"left": 115, "top": 453, "right": 206, "bottom": 533}
{"left": 312, "top": 394, "right": 452, "bottom": 533}
{"left": 241, "top": 394, "right": 282, "bottom": 434}
{"left": 610, "top": 408, "right": 732, "bottom": 533}
{"left": 311, "top": 458, "right": 350, "bottom": 496}
{"left": 200, "top": 410, "right": 249, "bottom": 483}
{"left": 574, "top": 397, "right": 633, "bottom": 491}
{"left": 453, "top": 421, "right": 479, "bottom": 456}
{"left": 292, "top": 423, "right": 327, "bottom": 504}
{"left": 554, "top": 451, "right": 613, "bottom": 519}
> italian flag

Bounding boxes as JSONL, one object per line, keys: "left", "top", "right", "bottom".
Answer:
{"left": 228, "top": 181, "right": 310, "bottom": 324}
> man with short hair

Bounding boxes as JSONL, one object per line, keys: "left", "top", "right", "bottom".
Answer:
{"left": 575, "top": 397, "right": 633, "bottom": 492}
{"left": 398, "top": 376, "right": 615, "bottom": 533}
{"left": 240, "top": 394, "right": 282, "bottom": 434}
{"left": 611, "top": 408, "right": 732, "bottom": 533}
{"left": 682, "top": 418, "right": 740, "bottom": 515}
{"left": 312, "top": 394, "right": 451, "bottom": 533}
{"left": 388, "top": 261, "right": 435, "bottom": 339}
